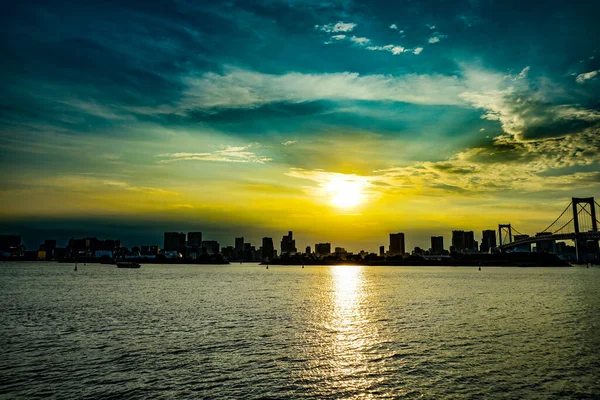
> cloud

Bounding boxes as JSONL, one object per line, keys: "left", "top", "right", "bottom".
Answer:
{"left": 504, "top": 66, "right": 530, "bottom": 81}
{"left": 350, "top": 36, "right": 371, "bottom": 45}
{"left": 182, "top": 67, "right": 471, "bottom": 109}
{"left": 331, "top": 34, "right": 346, "bottom": 40}
{"left": 576, "top": 70, "right": 599, "bottom": 83}
{"left": 157, "top": 144, "right": 272, "bottom": 164}
{"left": 428, "top": 34, "right": 447, "bottom": 44}
{"left": 427, "top": 24, "right": 436, "bottom": 30}
{"left": 413, "top": 47, "right": 423, "bottom": 55}
{"left": 316, "top": 22, "right": 356, "bottom": 33}
{"left": 366, "top": 44, "right": 406, "bottom": 54}
{"left": 389, "top": 24, "right": 398, "bottom": 30}
{"left": 282, "top": 140, "right": 297, "bottom": 146}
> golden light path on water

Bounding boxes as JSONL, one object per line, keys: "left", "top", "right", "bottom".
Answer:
{"left": 300, "top": 266, "right": 388, "bottom": 398}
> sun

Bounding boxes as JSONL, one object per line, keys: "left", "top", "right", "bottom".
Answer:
{"left": 325, "top": 177, "right": 367, "bottom": 209}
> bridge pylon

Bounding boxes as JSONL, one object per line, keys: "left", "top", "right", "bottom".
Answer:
{"left": 498, "top": 224, "right": 512, "bottom": 247}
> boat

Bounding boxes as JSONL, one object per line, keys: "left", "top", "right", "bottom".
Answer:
{"left": 116, "top": 261, "right": 141, "bottom": 269}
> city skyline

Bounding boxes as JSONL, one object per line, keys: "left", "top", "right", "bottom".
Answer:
{"left": 2, "top": 0, "right": 600, "bottom": 251}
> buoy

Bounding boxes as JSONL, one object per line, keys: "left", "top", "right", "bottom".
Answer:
{"left": 266, "top": 265, "right": 269, "bottom": 269}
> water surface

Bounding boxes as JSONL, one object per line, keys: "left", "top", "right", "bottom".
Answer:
{"left": 1, "top": 263, "right": 599, "bottom": 399}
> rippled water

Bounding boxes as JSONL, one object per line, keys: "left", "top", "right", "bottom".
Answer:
{"left": 1, "top": 263, "right": 599, "bottom": 399}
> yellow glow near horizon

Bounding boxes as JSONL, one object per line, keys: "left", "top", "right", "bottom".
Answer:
{"left": 325, "top": 177, "right": 367, "bottom": 209}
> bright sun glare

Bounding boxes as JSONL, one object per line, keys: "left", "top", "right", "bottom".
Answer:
{"left": 325, "top": 177, "right": 367, "bottom": 209}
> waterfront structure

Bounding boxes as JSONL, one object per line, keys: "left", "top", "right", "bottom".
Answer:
{"left": 389, "top": 233, "right": 405, "bottom": 256}
{"left": 281, "top": 231, "right": 297, "bottom": 254}
{"left": 262, "top": 237, "right": 274, "bottom": 260}
{"left": 379, "top": 245, "right": 385, "bottom": 256}
{"left": 202, "top": 240, "right": 220, "bottom": 255}
{"left": 305, "top": 246, "right": 311, "bottom": 255}
{"left": 513, "top": 234, "right": 532, "bottom": 252}
{"left": 535, "top": 232, "right": 556, "bottom": 253}
{"left": 315, "top": 243, "right": 331, "bottom": 256}
{"left": 164, "top": 232, "right": 186, "bottom": 253}
{"left": 480, "top": 230, "right": 497, "bottom": 253}
{"left": 235, "top": 237, "right": 244, "bottom": 251}
{"left": 430, "top": 236, "right": 444, "bottom": 255}
{"left": 187, "top": 232, "right": 203, "bottom": 248}
{"left": 451, "top": 230, "right": 477, "bottom": 253}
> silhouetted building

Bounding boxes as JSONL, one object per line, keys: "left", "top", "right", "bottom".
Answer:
{"left": 0, "top": 235, "right": 21, "bottom": 254}
{"left": 452, "top": 230, "right": 476, "bottom": 253}
{"left": 412, "top": 247, "right": 425, "bottom": 256}
{"left": 315, "top": 243, "right": 331, "bottom": 256}
{"left": 40, "top": 239, "right": 57, "bottom": 260}
{"left": 67, "top": 237, "right": 121, "bottom": 258}
{"left": 262, "top": 237, "right": 274, "bottom": 260}
{"left": 389, "top": 233, "right": 405, "bottom": 256}
{"left": 235, "top": 237, "right": 244, "bottom": 251}
{"left": 535, "top": 232, "right": 556, "bottom": 253}
{"left": 202, "top": 240, "right": 220, "bottom": 255}
{"left": 164, "top": 232, "right": 186, "bottom": 253}
{"left": 480, "top": 230, "right": 497, "bottom": 253}
{"left": 431, "top": 236, "right": 444, "bottom": 255}
{"left": 305, "top": 246, "right": 311, "bottom": 255}
{"left": 513, "top": 234, "right": 531, "bottom": 252}
{"left": 379, "top": 245, "right": 385, "bottom": 256}
{"left": 187, "top": 232, "right": 203, "bottom": 248}
{"left": 281, "top": 231, "right": 297, "bottom": 254}
{"left": 221, "top": 246, "right": 235, "bottom": 260}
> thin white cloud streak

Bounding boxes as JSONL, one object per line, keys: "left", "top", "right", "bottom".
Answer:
{"left": 576, "top": 70, "right": 599, "bottom": 83}
{"left": 157, "top": 145, "right": 272, "bottom": 164}
{"left": 366, "top": 44, "right": 406, "bottom": 54}
{"left": 350, "top": 36, "right": 370, "bottom": 45}
{"left": 316, "top": 22, "right": 356, "bottom": 33}
{"left": 182, "top": 67, "right": 473, "bottom": 109}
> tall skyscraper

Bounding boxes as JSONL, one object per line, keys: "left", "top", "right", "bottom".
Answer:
{"left": 187, "top": 232, "right": 202, "bottom": 248}
{"left": 379, "top": 245, "right": 385, "bottom": 256}
{"left": 305, "top": 246, "right": 311, "bottom": 255}
{"left": 281, "top": 231, "right": 297, "bottom": 254}
{"left": 431, "top": 236, "right": 444, "bottom": 255}
{"left": 164, "top": 232, "right": 186, "bottom": 253}
{"left": 235, "top": 237, "right": 244, "bottom": 252}
{"left": 202, "top": 240, "right": 220, "bottom": 255}
{"left": 262, "top": 237, "right": 274, "bottom": 260}
{"left": 315, "top": 243, "right": 331, "bottom": 256}
{"left": 480, "top": 230, "right": 497, "bottom": 253}
{"left": 389, "top": 233, "right": 405, "bottom": 256}
{"left": 451, "top": 230, "right": 476, "bottom": 253}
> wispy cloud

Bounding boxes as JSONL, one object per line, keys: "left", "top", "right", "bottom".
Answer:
{"left": 282, "top": 140, "right": 297, "bottom": 146}
{"left": 576, "top": 70, "right": 599, "bottom": 83}
{"left": 157, "top": 144, "right": 272, "bottom": 164}
{"left": 316, "top": 22, "right": 356, "bottom": 33}
{"left": 428, "top": 34, "right": 447, "bottom": 44}
{"left": 350, "top": 36, "right": 371, "bottom": 45}
{"left": 182, "top": 67, "right": 471, "bottom": 109}
{"left": 413, "top": 47, "right": 423, "bottom": 55}
{"left": 366, "top": 44, "right": 406, "bottom": 55}
{"left": 389, "top": 24, "right": 398, "bottom": 30}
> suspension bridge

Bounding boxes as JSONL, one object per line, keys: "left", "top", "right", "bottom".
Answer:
{"left": 497, "top": 197, "right": 600, "bottom": 262}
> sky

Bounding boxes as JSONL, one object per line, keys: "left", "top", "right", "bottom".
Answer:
{"left": 1, "top": 0, "right": 600, "bottom": 251}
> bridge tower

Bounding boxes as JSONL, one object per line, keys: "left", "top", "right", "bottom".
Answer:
{"left": 572, "top": 197, "right": 598, "bottom": 263}
{"left": 572, "top": 197, "right": 598, "bottom": 234}
{"left": 498, "top": 224, "right": 512, "bottom": 247}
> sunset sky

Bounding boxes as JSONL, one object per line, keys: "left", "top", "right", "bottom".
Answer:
{"left": 1, "top": 0, "right": 599, "bottom": 250}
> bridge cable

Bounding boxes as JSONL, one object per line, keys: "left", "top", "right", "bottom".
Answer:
{"left": 552, "top": 218, "right": 574, "bottom": 234}
{"left": 511, "top": 227, "right": 526, "bottom": 236}
{"left": 540, "top": 202, "right": 572, "bottom": 233}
